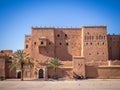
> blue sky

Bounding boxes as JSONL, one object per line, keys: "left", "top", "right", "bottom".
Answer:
{"left": 0, "top": 0, "right": 120, "bottom": 51}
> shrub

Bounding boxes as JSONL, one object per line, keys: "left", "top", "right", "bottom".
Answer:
{"left": 0, "top": 76, "right": 5, "bottom": 81}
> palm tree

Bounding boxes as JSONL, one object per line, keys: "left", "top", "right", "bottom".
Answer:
{"left": 10, "top": 50, "right": 33, "bottom": 81}
{"left": 47, "top": 58, "right": 62, "bottom": 79}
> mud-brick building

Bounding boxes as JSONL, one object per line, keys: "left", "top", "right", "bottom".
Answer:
{"left": 23, "top": 26, "right": 120, "bottom": 79}
{"left": 0, "top": 50, "right": 16, "bottom": 78}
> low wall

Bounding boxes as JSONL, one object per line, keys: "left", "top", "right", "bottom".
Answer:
{"left": 85, "top": 65, "right": 120, "bottom": 79}
{"left": 85, "top": 66, "right": 98, "bottom": 78}
{"left": 97, "top": 65, "right": 120, "bottom": 79}
{"left": 47, "top": 67, "right": 73, "bottom": 79}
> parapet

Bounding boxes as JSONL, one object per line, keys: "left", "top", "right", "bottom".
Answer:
{"left": 82, "top": 25, "right": 106, "bottom": 28}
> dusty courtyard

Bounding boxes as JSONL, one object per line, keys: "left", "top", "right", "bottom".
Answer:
{"left": 0, "top": 79, "right": 120, "bottom": 90}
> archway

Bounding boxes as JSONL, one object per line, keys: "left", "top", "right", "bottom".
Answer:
{"left": 39, "top": 69, "right": 44, "bottom": 78}
{"left": 17, "top": 71, "right": 21, "bottom": 78}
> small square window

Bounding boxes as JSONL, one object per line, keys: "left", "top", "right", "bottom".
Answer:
{"left": 34, "top": 42, "right": 36, "bottom": 45}
{"left": 41, "top": 41, "right": 44, "bottom": 45}
{"left": 65, "top": 34, "right": 67, "bottom": 37}
{"left": 66, "top": 43, "right": 68, "bottom": 46}
{"left": 57, "top": 34, "right": 60, "bottom": 37}
{"left": 59, "top": 42, "right": 62, "bottom": 45}
{"left": 26, "top": 45, "right": 28, "bottom": 49}
{"left": 49, "top": 42, "right": 51, "bottom": 45}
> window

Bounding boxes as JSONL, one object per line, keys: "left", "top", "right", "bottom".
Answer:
{"left": 92, "top": 36, "right": 94, "bottom": 40}
{"left": 0, "top": 50, "right": 4, "bottom": 53}
{"left": 104, "top": 36, "right": 105, "bottom": 40}
{"left": 89, "top": 36, "right": 91, "bottom": 40}
{"left": 103, "top": 42, "right": 104, "bottom": 45}
{"left": 85, "top": 36, "right": 87, "bottom": 40}
{"left": 86, "top": 43, "right": 88, "bottom": 45}
{"left": 97, "top": 52, "right": 99, "bottom": 55}
{"left": 90, "top": 42, "right": 92, "bottom": 45}
{"left": 34, "top": 42, "right": 36, "bottom": 45}
{"left": 57, "top": 34, "right": 60, "bottom": 37}
{"left": 59, "top": 42, "right": 62, "bottom": 45}
{"left": 9, "top": 56, "right": 12, "bottom": 59}
{"left": 87, "top": 32, "right": 89, "bottom": 35}
{"left": 49, "top": 42, "right": 51, "bottom": 45}
{"left": 41, "top": 41, "right": 44, "bottom": 45}
{"left": 96, "top": 36, "right": 98, "bottom": 40}
{"left": 65, "top": 34, "right": 67, "bottom": 37}
{"left": 89, "top": 53, "right": 91, "bottom": 55}
{"left": 98, "top": 42, "right": 99, "bottom": 45}
{"left": 101, "top": 36, "right": 103, "bottom": 39}
{"left": 66, "top": 43, "right": 68, "bottom": 46}
{"left": 26, "top": 44, "right": 28, "bottom": 49}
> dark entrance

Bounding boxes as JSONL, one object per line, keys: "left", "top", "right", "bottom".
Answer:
{"left": 17, "top": 71, "right": 21, "bottom": 78}
{"left": 39, "top": 69, "right": 44, "bottom": 78}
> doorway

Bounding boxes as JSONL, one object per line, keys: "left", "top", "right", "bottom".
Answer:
{"left": 17, "top": 71, "right": 21, "bottom": 78}
{"left": 39, "top": 69, "right": 44, "bottom": 78}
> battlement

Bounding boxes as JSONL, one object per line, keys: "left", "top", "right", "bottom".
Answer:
{"left": 25, "top": 35, "right": 31, "bottom": 37}
{"left": 31, "top": 26, "right": 81, "bottom": 30}
{"left": 82, "top": 25, "right": 106, "bottom": 28}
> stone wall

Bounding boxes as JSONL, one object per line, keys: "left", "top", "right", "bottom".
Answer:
{"left": 82, "top": 26, "right": 108, "bottom": 65}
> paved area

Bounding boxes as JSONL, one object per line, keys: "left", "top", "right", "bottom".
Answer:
{"left": 0, "top": 79, "right": 120, "bottom": 90}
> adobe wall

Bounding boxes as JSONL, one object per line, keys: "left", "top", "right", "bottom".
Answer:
{"left": 85, "top": 65, "right": 98, "bottom": 78}
{"left": 30, "top": 27, "right": 55, "bottom": 78}
{"left": 85, "top": 60, "right": 120, "bottom": 78}
{"left": 0, "top": 50, "right": 16, "bottom": 78}
{"left": 24, "top": 35, "right": 31, "bottom": 55}
{"left": 54, "top": 28, "right": 82, "bottom": 61}
{"left": 107, "top": 34, "right": 120, "bottom": 60}
{"left": 73, "top": 56, "right": 85, "bottom": 77}
{"left": 0, "top": 57, "right": 5, "bottom": 77}
{"left": 23, "top": 26, "right": 120, "bottom": 79}
{"left": 29, "top": 27, "right": 82, "bottom": 79}
{"left": 98, "top": 66, "right": 120, "bottom": 79}
{"left": 82, "top": 26, "right": 108, "bottom": 65}
{"left": 5, "top": 63, "right": 16, "bottom": 78}
{"left": 47, "top": 67, "right": 73, "bottom": 79}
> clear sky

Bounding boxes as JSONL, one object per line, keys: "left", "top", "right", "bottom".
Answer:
{"left": 0, "top": 0, "right": 120, "bottom": 51}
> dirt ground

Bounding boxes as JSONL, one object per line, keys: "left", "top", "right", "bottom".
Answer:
{"left": 0, "top": 79, "right": 120, "bottom": 90}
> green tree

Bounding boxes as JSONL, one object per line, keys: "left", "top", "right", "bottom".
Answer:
{"left": 47, "top": 58, "right": 62, "bottom": 79}
{"left": 10, "top": 50, "right": 33, "bottom": 81}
